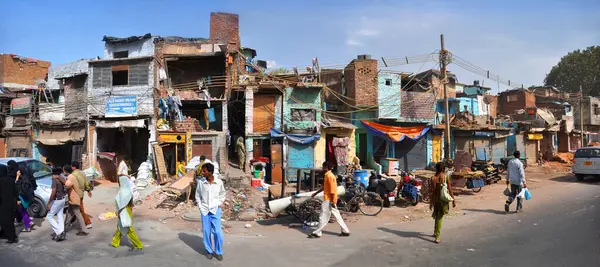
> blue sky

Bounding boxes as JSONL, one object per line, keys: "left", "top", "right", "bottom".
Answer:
{"left": 1, "top": 0, "right": 599, "bottom": 93}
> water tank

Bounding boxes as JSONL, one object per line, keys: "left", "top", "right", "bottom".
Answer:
{"left": 357, "top": 54, "right": 372, "bottom": 60}
{"left": 474, "top": 80, "right": 480, "bottom": 86}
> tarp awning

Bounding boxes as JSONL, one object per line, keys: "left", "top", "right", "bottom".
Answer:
{"left": 270, "top": 128, "right": 320, "bottom": 144}
{"left": 96, "top": 119, "right": 146, "bottom": 128}
{"left": 35, "top": 128, "right": 85, "bottom": 146}
{"left": 361, "top": 120, "right": 430, "bottom": 142}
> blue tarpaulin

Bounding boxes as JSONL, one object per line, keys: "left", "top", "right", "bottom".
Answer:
{"left": 270, "top": 128, "right": 320, "bottom": 144}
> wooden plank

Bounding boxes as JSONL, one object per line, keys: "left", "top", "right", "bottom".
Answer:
{"left": 163, "top": 171, "right": 194, "bottom": 196}
{"left": 153, "top": 143, "right": 170, "bottom": 184}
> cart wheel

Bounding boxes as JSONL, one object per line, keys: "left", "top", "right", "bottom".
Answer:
{"left": 472, "top": 187, "right": 482, "bottom": 193}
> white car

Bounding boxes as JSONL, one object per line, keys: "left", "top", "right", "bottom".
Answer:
{"left": 572, "top": 147, "right": 600, "bottom": 181}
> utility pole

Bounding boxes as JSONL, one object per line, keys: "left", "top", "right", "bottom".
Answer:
{"left": 580, "top": 85, "right": 584, "bottom": 147}
{"left": 440, "top": 34, "right": 451, "bottom": 161}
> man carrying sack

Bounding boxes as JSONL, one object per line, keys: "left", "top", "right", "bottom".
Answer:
{"left": 308, "top": 161, "right": 350, "bottom": 238}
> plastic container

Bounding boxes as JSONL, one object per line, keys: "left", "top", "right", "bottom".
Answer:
{"left": 353, "top": 170, "right": 369, "bottom": 188}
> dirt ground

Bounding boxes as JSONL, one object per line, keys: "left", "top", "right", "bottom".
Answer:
{"left": 80, "top": 162, "right": 574, "bottom": 235}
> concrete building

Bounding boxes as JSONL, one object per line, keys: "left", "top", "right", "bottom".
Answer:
{"left": 88, "top": 34, "right": 157, "bottom": 181}
{"left": 32, "top": 59, "right": 90, "bottom": 166}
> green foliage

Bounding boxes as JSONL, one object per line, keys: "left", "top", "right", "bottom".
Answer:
{"left": 544, "top": 46, "right": 600, "bottom": 95}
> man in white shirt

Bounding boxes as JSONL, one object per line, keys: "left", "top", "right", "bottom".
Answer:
{"left": 505, "top": 151, "right": 527, "bottom": 213}
{"left": 194, "top": 163, "right": 226, "bottom": 261}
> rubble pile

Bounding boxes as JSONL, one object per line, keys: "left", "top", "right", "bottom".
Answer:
{"left": 221, "top": 187, "right": 269, "bottom": 221}
{"left": 550, "top": 153, "right": 574, "bottom": 164}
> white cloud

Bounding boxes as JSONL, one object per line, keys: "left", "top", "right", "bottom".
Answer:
{"left": 346, "top": 39, "right": 363, "bottom": 47}
{"left": 356, "top": 29, "right": 379, "bottom": 37}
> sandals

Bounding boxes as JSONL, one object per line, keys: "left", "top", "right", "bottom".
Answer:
{"left": 21, "top": 228, "right": 32, "bottom": 233}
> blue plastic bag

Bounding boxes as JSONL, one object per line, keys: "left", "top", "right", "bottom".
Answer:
{"left": 524, "top": 188, "right": 532, "bottom": 200}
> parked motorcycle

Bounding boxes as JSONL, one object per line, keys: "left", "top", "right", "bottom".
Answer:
{"left": 396, "top": 170, "right": 423, "bottom": 206}
{"left": 367, "top": 171, "right": 397, "bottom": 207}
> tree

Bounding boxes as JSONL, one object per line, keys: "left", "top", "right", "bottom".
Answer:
{"left": 544, "top": 46, "right": 600, "bottom": 95}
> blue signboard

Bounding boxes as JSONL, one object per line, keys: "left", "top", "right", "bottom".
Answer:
{"left": 105, "top": 96, "right": 137, "bottom": 117}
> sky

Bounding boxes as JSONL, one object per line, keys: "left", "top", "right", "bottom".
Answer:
{"left": 1, "top": 0, "right": 599, "bottom": 94}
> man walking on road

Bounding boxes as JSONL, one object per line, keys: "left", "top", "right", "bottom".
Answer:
{"left": 71, "top": 162, "right": 93, "bottom": 229}
{"left": 195, "top": 163, "right": 226, "bottom": 261}
{"left": 309, "top": 161, "right": 350, "bottom": 238}
{"left": 64, "top": 165, "right": 89, "bottom": 236}
{"left": 506, "top": 151, "right": 527, "bottom": 213}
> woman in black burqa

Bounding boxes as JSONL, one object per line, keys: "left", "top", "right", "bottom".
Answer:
{"left": 16, "top": 164, "right": 37, "bottom": 232}
{"left": 0, "top": 161, "right": 18, "bottom": 243}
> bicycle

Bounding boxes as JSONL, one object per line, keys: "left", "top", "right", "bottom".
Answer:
{"left": 336, "top": 182, "right": 384, "bottom": 216}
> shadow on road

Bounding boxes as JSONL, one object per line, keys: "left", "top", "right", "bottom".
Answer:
{"left": 377, "top": 227, "right": 433, "bottom": 243}
{"left": 178, "top": 232, "right": 208, "bottom": 256}
{"left": 550, "top": 174, "right": 600, "bottom": 184}
{"left": 462, "top": 208, "right": 506, "bottom": 215}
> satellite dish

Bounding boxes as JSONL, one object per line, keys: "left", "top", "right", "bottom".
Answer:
{"left": 483, "top": 95, "right": 492, "bottom": 105}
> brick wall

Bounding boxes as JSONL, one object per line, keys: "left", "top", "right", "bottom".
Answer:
{"left": 92, "top": 60, "right": 150, "bottom": 88}
{"left": 498, "top": 89, "right": 535, "bottom": 115}
{"left": 0, "top": 54, "right": 50, "bottom": 86}
{"left": 344, "top": 58, "right": 377, "bottom": 107}
{"left": 210, "top": 12, "right": 240, "bottom": 48}
{"left": 401, "top": 91, "right": 436, "bottom": 121}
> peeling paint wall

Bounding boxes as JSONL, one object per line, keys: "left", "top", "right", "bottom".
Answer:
{"left": 283, "top": 86, "right": 322, "bottom": 132}
{"left": 88, "top": 59, "right": 154, "bottom": 117}
{"left": 377, "top": 72, "right": 401, "bottom": 119}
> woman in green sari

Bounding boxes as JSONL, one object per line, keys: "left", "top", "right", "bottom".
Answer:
{"left": 429, "top": 162, "right": 456, "bottom": 243}
{"left": 110, "top": 176, "right": 143, "bottom": 251}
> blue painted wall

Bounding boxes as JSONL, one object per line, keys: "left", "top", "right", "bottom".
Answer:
{"left": 437, "top": 97, "right": 480, "bottom": 115}
{"left": 377, "top": 72, "right": 401, "bottom": 119}
{"left": 287, "top": 142, "right": 314, "bottom": 181}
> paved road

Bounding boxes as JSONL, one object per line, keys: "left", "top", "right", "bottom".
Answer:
{"left": 1, "top": 177, "right": 599, "bottom": 267}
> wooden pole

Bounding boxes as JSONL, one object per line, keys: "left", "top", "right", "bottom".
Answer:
{"left": 441, "top": 34, "right": 451, "bottom": 160}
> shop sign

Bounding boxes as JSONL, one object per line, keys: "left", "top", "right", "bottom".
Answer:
{"left": 10, "top": 97, "right": 30, "bottom": 115}
{"left": 105, "top": 96, "right": 137, "bottom": 117}
{"left": 527, "top": 133, "right": 543, "bottom": 140}
{"left": 159, "top": 133, "right": 186, "bottom": 144}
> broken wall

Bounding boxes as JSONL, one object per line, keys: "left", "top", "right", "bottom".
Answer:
{"left": 103, "top": 38, "right": 155, "bottom": 59}
{"left": 0, "top": 54, "right": 50, "bottom": 88}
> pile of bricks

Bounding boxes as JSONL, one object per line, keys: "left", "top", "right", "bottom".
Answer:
{"left": 173, "top": 117, "right": 202, "bottom": 132}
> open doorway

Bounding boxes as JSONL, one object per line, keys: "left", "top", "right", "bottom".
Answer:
{"left": 97, "top": 126, "right": 150, "bottom": 181}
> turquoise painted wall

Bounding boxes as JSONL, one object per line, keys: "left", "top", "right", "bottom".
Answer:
{"left": 377, "top": 72, "right": 401, "bottom": 119}
{"left": 284, "top": 86, "right": 322, "bottom": 130}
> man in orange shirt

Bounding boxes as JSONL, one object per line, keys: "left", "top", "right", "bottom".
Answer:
{"left": 308, "top": 161, "right": 350, "bottom": 238}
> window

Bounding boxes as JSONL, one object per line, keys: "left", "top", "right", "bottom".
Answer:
{"left": 507, "top": 94, "right": 518, "bottom": 102}
{"left": 594, "top": 104, "right": 600, "bottom": 115}
{"left": 112, "top": 65, "right": 129, "bottom": 86}
{"left": 385, "top": 79, "right": 392, "bottom": 86}
{"left": 113, "top": 51, "right": 129, "bottom": 58}
{"left": 291, "top": 108, "right": 316, "bottom": 121}
{"left": 26, "top": 160, "right": 52, "bottom": 179}
{"left": 574, "top": 148, "right": 600, "bottom": 158}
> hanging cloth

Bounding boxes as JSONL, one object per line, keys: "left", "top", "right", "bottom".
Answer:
{"left": 332, "top": 137, "right": 350, "bottom": 166}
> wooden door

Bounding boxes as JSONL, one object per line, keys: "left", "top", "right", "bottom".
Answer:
{"left": 0, "top": 138, "right": 5, "bottom": 158}
{"left": 270, "top": 140, "right": 283, "bottom": 184}
{"left": 253, "top": 139, "right": 262, "bottom": 159}
{"left": 192, "top": 140, "right": 212, "bottom": 160}
{"left": 253, "top": 95, "right": 276, "bottom": 133}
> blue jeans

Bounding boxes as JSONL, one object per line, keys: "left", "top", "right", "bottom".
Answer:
{"left": 201, "top": 208, "right": 224, "bottom": 255}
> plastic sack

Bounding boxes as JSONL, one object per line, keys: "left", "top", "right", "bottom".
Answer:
{"left": 517, "top": 188, "right": 526, "bottom": 199}
{"left": 440, "top": 182, "right": 454, "bottom": 202}
{"left": 524, "top": 188, "right": 532, "bottom": 200}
